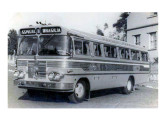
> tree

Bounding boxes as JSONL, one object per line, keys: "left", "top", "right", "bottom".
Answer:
{"left": 8, "top": 29, "right": 18, "bottom": 55}
{"left": 113, "top": 12, "right": 130, "bottom": 33}
{"left": 104, "top": 23, "right": 108, "bottom": 30}
{"left": 96, "top": 28, "right": 104, "bottom": 36}
{"left": 113, "top": 12, "right": 130, "bottom": 41}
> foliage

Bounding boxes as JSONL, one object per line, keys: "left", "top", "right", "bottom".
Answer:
{"left": 104, "top": 23, "right": 108, "bottom": 30}
{"left": 8, "top": 29, "right": 18, "bottom": 55}
{"left": 96, "top": 28, "right": 104, "bottom": 36}
{"left": 113, "top": 12, "right": 130, "bottom": 33}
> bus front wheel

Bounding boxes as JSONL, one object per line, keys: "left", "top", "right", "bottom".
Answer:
{"left": 68, "top": 81, "right": 87, "bottom": 103}
{"left": 122, "top": 79, "right": 134, "bottom": 94}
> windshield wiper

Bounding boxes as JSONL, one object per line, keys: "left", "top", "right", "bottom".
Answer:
{"left": 41, "top": 34, "right": 56, "bottom": 48}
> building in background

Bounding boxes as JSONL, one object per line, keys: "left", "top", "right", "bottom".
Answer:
{"left": 126, "top": 12, "right": 158, "bottom": 80}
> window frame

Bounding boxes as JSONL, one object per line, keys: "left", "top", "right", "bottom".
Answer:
{"left": 82, "top": 40, "right": 91, "bottom": 56}
{"left": 148, "top": 12, "right": 158, "bottom": 19}
{"left": 131, "top": 49, "right": 141, "bottom": 61}
{"left": 141, "top": 51, "right": 148, "bottom": 62}
{"left": 74, "top": 38, "right": 92, "bottom": 56}
{"left": 74, "top": 39, "right": 83, "bottom": 55}
{"left": 104, "top": 44, "right": 117, "bottom": 58}
{"left": 149, "top": 32, "right": 157, "bottom": 50}
{"left": 119, "top": 47, "right": 130, "bottom": 60}
{"left": 93, "top": 42, "right": 102, "bottom": 57}
{"left": 133, "top": 34, "right": 141, "bottom": 45}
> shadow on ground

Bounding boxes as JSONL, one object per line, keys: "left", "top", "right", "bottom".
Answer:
{"left": 18, "top": 88, "right": 124, "bottom": 103}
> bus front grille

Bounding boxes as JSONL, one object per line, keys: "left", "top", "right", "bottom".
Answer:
{"left": 17, "top": 60, "right": 27, "bottom": 66}
{"left": 28, "top": 61, "right": 46, "bottom": 79}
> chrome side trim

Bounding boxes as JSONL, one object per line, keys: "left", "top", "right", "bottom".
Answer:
{"left": 17, "top": 59, "right": 149, "bottom": 66}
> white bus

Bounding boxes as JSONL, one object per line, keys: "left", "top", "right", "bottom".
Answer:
{"left": 14, "top": 25, "right": 150, "bottom": 103}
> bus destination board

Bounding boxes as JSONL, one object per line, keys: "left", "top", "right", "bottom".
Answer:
{"left": 20, "top": 28, "right": 36, "bottom": 35}
{"left": 41, "top": 27, "right": 61, "bottom": 34}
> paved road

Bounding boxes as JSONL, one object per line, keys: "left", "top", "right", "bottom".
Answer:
{"left": 8, "top": 65, "right": 158, "bottom": 108}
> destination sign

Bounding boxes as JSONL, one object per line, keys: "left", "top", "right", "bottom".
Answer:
{"left": 41, "top": 27, "right": 62, "bottom": 34}
{"left": 20, "top": 28, "right": 36, "bottom": 35}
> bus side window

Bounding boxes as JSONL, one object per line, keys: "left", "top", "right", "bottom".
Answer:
{"left": 74, "top": 40, "right": 82, "bottom": 55}
{"left": 119, "top": 47, "right": 129, "bottom": 59}
{"left": 131, "top": 50, "right": 140, "bottom": 61}
{"left": 142, "top": 52, "right": 148, "bottom": 61}
{"left": 83, "top": 41, "right": 90, "bottom": 55}
{"left": 94, "top": 43, "right": 101, "bottom": 56}
{"left": 104, "top": 45, "right": 110, "bottom": 57}
{"left": 112, "top": 46, "right": 117, "bottom": 58}
{"left": 104, "top": 45, "right": 117, "bottom": 58}
{"left": 125, "top": 49, "right": 130, "bottom": 59}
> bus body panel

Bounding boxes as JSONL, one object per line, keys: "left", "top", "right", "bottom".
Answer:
{"left": 15, "top": 58, "right": 149, "bottom": 92}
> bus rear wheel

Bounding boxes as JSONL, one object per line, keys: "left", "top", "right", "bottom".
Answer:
{"left": 68, "top": 81, "right": 86, "bottom": 103}
{"left": 122, "top": 79, "right": 134, "bottom": 94}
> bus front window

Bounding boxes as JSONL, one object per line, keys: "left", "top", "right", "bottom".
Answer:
{"left": 38, "top": 35, "right": 71, "bottom": 56}
{"left": 18, "top": 36, "right": 38, "bottom": 55}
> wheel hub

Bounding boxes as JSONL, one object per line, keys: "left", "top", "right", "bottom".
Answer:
{"left": 127, "top": 80, "right": 132, "bottom": 91}
{"left": 75, "top": 83, "right": 85, "bottom": 98}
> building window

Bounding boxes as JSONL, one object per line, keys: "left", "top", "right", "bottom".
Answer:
{"left": 149, "top": 12, "right": 158, "bottom": 18}
{"left": 149, "top": 32, "right": 157, "bottom": 50}
{"left": 133, "top": 35, "right": 141, "bottom": 45}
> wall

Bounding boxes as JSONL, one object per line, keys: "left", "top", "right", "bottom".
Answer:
{"left": 127, "top": 25, "right": 158, "bottom": 61}
{"left": 127, "top": 12, "right": 158, "bottom": 30}
{"left": 127, "top": 12, "right": 158, "bottom": 80}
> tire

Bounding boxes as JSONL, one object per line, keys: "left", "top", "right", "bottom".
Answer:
{"left": 122, "top": 79, "right": 134, "bottom": 94}
{"left": 27, "top": 89, "right": 36, "bottom": 97}
{"left": 68, "top": 81, "right": 86, "bottom": 103}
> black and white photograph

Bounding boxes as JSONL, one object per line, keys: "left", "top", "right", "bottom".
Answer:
{"left": 2, "top": 0, "right": 165, "bottom": 120}
{"left": 8, "top": 12, "right": 158, "bottom": 108}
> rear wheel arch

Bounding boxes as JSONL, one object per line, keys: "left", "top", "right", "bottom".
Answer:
{"left": 122, "top": 75, "right": 135, "bottom": 94}
{"left": 78, "top": 78, "right": 90, "bottom": 91}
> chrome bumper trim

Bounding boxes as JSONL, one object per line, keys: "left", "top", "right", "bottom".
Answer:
{"left": 14, "top": 80, "right": 74, "bottom": 91}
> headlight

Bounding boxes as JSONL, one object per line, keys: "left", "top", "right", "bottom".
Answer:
{"left": 48, "top": 72, "right": 55, "bottom": 81}
{"left": 18, "top": 71, "right": 25, "bottom": 79}
{"left": 48, "top": 72, "right": 63, "bottom": 81}
{"left": 14, "top": 71, "right": 25, "bottom": 79}
{"left": 54, "top": 73, "right": 61, "bottom": 81}
{"left": 14, "top": 71, "right": 20, "bottom": 77}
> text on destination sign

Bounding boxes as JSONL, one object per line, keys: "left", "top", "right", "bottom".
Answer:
{"left": 20, "top": 28, "right": 36, "bottom": 35}
{"left": 41, "top": 27, "right": 61, "bottom": 34}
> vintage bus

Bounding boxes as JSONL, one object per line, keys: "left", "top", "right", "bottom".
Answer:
{"left": 14, "top": 25, "right": 150, "bottom": 103}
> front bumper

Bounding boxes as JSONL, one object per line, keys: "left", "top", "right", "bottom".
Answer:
{"left": 14, "top": 80, "right": 74, "bottom": 92}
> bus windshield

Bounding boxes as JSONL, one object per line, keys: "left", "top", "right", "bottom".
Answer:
{"left": 18, "top": 36, "right": 38, "bottom": 55}
{"left": 38, "top": 35, "right": 72, "bottom": 56}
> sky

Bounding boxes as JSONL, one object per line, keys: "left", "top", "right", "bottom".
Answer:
{"left": 9, "top": 12, "right": 121, "bottom": 35}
